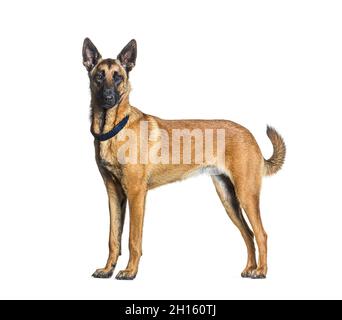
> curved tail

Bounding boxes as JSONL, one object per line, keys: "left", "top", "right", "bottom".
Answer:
{"left": 264, "top": 126, "right": 286, "bottom": 176}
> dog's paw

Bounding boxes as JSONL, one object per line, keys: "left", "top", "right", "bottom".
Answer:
{"left": 115, "top": 269, "right": 137, "bottom": 280}
{"left": 92, "top": 267, "right": 115, "bottom": 279}
{"left": 241, "top": 266, "right": 256, "bottom": 278}
{"left": 250, "top": 268, "right": 267, "bottom": 279}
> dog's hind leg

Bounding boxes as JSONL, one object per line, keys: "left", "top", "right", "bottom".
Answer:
{"left": 92, "top": 172, "right": 127, "bottom": 279}
{"left": 212, "top": 174, "right": 257, "bottom": 278}
{"left": 238, "top": 190, "right": 268, "bottom": 279}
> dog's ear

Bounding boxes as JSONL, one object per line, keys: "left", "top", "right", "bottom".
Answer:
{"left": 82, "top": 38, "right": 101, "bottom": 72}
{"left": 117, "top": 39, "right": 137, "bottom": 73}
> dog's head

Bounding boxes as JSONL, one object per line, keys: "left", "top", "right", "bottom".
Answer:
{"left": 82, "top": 38, "right": 137, "bottom": 109}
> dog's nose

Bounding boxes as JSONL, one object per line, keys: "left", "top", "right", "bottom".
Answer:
{"left": 103, "top": 88, "right": 115, "bottom": 102}
{"left": 104, "top": 95, "right": 114, "bottom": 102}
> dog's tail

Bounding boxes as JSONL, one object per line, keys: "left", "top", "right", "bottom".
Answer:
{"left": 263, "top": 125, "right": 286, "bottom": 176}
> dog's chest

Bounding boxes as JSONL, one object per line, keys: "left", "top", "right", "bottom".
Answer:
{"left": 97, "top": 141, "right": 122, "bottom": 177}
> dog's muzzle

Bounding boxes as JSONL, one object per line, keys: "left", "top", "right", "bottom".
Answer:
{"left": 103, "top": 88, "right": 120, "bottom": 109}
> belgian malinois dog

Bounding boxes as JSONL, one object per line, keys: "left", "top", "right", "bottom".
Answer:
{"left": 83, "top": 38, "right": 286, "bottom": 280}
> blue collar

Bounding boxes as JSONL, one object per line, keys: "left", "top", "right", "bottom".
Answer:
{"left": 91, "top": 115, "right": 129, "bottom": 141}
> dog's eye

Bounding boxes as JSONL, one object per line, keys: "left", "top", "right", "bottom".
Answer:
{"left": 95, "top": 73, "right": 104, "bottom": 83}
{"left": 113, "top": 73, "right": 123, "bottom": 85}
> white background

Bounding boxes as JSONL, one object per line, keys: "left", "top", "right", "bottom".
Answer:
{"left": 0, "top": 0, "right": 341, "bottom": 299}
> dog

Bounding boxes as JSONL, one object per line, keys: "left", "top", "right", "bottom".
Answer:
{"left": 82, "top": 38, "right": 286, "bottom": 280}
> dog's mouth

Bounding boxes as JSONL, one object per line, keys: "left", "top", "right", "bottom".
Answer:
{"left": 102, "top": 98, "right": 119, "bottom": 110}
{"left": 102, "top": 102, "right": 117, "bottom": 110}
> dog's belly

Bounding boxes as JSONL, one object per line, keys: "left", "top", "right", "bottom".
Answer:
{"left": 147, "top": 164, "right": 224, "bottom": 189}
{"left": 148, "top": 166, "right": 191, "bottom": 189}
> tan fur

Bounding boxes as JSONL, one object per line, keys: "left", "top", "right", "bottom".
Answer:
{"left": 264, "top": 126, "right": 286, "bottom": 176}
{"left": 85, "top": 44, "right": 286, "bottom": 280}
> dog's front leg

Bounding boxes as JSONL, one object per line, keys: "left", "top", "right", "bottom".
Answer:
{"left": 92, "top": 174, "right": 127, "bottom": 279}
{"left": 116, "top": 187, "right": 147, "bottom": 280}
